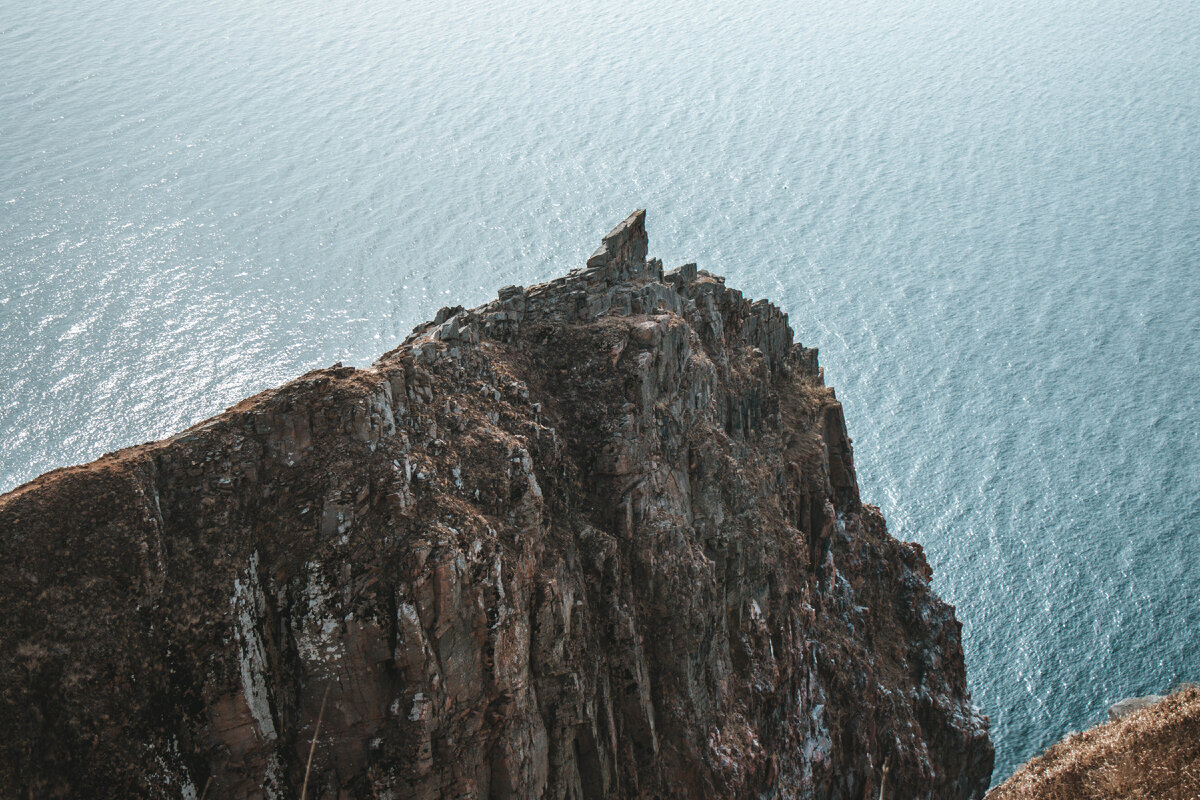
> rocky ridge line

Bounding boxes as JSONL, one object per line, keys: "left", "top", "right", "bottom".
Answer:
{"left": 0, "top": 211, "right": 992, "bottom": 799}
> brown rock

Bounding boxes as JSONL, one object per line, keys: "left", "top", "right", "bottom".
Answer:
{"left": 0, "top": 213, "right": 992, "bottom": 799}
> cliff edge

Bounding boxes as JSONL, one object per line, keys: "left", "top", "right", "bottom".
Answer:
{"left": 0, "top": 212, "right": 992, "bottom": 798}
{"left": 987, "top": 687, "right": 1200, "bottom": 799}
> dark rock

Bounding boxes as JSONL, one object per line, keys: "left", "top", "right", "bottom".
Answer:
{"left": 584, "top": 209, "right": 650, "bottom": 283}
{"left": 0, "top": 213, "right": 992, "bottom": 799}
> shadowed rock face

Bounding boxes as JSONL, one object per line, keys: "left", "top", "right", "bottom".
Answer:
{"left": 0, "top": 212, "right": 992, "bottom": 799}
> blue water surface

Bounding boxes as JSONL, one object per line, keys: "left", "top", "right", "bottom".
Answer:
{"left": 2, "top": 0, "right": 1198, "bottom": 784}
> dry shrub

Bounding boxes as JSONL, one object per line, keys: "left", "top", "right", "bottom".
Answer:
{"left": 987, "top": 687, "right": 1200, "bottom": 800}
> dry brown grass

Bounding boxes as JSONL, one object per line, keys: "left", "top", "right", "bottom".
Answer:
{"left": 987, "top": 687, "right": 1200, "bottom": 800}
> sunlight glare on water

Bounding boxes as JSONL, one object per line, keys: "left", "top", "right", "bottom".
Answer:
{"left": 2, "top": 0, "right": 1198, "bottom": 784}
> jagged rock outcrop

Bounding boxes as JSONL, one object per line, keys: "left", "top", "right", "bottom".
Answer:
{"left": 0, "top": 212, "right": 992, "bottom": 799}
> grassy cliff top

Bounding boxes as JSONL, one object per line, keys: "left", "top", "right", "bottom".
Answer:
{"left": 988, "top": 687, "right": 1200, "bottom": 800}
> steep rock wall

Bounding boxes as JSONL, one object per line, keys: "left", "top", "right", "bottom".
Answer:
{"left": 0, "top": 212, "right": 992, "bottom": 799}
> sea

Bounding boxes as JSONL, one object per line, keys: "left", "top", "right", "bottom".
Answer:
{"left": 2, "top": 0, "right": 1198, "bottom": 785}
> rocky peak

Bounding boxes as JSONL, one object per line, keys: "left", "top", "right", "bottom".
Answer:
{"left": 585, "top": 209, "right": 651, "bottom": 282}
{"left": 0, "top": 213, "right": 992, "bottom": 799}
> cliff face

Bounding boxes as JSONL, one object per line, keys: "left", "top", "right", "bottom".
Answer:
{"left": 0, "top": 212, "right": 992, "bottom": 799}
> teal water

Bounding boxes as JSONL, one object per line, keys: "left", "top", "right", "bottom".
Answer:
{"left": 2, "top": 0, "right": 1198, "bottom": 784}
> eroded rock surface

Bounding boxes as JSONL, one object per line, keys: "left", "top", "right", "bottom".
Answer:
{"left": 0, "top": 211, "right": 992, "bottom": 799}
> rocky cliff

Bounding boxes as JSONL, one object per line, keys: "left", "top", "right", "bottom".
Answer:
{"left": 0, "top": 212, "right": 992, "bottom": 799}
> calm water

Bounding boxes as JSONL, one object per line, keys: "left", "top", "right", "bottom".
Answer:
{"left": 2, "top": 0, "right": 1198, "bottom": 784}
